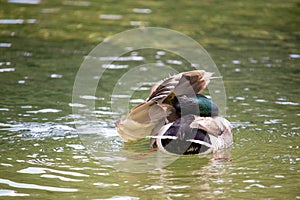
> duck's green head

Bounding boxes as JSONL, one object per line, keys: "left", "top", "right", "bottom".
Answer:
{"left": 173, "top": 94, "right": 219, "bottom": 117}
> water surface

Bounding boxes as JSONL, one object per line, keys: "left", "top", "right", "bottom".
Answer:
{"left": 0, "top": 0, "right": 299, "bottom": 199}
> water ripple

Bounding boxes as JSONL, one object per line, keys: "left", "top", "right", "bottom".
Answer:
{"left": 0, "top": 189, "right": 29, "bottom": 197}
{"left": 8, "top": 0, "right": 40, "bottom": 4}
{"left": 0, "top": 122, "right": 76, "bottom": 138}
{"left": 94, "top": 196, "right": 139, "bottom": 200}
{"left": 0, "top": 19, "right": 36, "bottom": 24}
{"left": 40, "top": 174, "right": 83, "bottom": 182}
{"left": 0, "top": 68, "right": 14, "bottom": 72}
{"left": 62, "top": 1, "right": 91, "bottom": 6}
{"left": 275, "top": 101, "right": 299, "bottom": 106}
{"left": 93, "top": 182, "right": 119, "bottom": 187}
{"left": 18, "top": 166, "right": 89, "bottom": 177}
{"left": 27, "top": 108, "right": 61, "bottom": 114}
{"left": 132, "top": 8, "right": 152, "bottom": 14}
{"left": 0, "top": 43, "right": 12, "bottom": 48}
{"left": 99, "top": 14, "right": 123, "bottom": 20}
{"left": 0, "top": 178, "right": 77, "bottom": 192}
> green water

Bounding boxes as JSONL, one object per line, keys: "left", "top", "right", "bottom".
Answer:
{"left": 0, "top": 0, "right": 299, "bottom": 199}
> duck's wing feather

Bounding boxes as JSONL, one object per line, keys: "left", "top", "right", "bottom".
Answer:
{"left": 147, "top": 70, "right": 212, "bottom": 103}
{"left": 115, "top": 101, "right": 169, "bottom": 142}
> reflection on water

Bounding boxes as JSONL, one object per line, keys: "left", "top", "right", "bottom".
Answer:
{"left": 289, "top": 54, "right": 300, "bottom": 59}
{"left": 0, "top": 0, "right": 299, "bottom": 199}
{"left": 18, "top": 166, "right": 88, "bottom": 177}
{"left": 8, "top": 0, "right": 41, "bottom": 4}
{"left": 62, "top": 1, "right": 91, "bottom": 7}
{"left": 0, "top": 189, "right": 29, "bottom": 197}
{"left": 0, "top": 19, "right": 37, "bottom": 24}
{"left": 0, "top": 178, "right": 78, "bottom": 192}
{"left": 0, "top": 43, "right": 11, "bottom": 48}
{"left": 0, "top": 67, "right": 14, "bottom": 72}
{"left": 100, "top": 14, "right": 123, "bottom": 20}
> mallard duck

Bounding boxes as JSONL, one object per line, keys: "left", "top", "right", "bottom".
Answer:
{"left": 115, "top": 70, "right": 232, "bottom": 154}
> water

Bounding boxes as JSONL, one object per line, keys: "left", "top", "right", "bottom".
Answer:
{"left": 0, "top": 0, "right": 299, "bottom": 199}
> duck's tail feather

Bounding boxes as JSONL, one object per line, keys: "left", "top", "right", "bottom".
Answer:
{"left": 189, "top": 116, "right": 232, "bottom": 137}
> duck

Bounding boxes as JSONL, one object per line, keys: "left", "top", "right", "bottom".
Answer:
{"left": 115, "top": 70, "right": 232, "bottom": 155}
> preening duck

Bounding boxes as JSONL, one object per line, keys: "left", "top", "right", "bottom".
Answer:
{"left": 115, "top": 70, "right": 232, "bottom": 155}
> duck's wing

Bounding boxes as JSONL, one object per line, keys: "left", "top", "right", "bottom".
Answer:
{"left": 116, "top": 101, "right": 171, "bottom": 142}
{"left": 147, "top": 70, "right": 213, "bottom": 103}
{"left": 189, "top": 116, "right": 232, "bottom": 137}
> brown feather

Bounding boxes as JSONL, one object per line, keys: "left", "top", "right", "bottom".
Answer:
{"left": 115, "top": 101, "right": 168, "bottom": 142}
{"left": 147, "top": 70, "right": 212, "bottom": 103}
